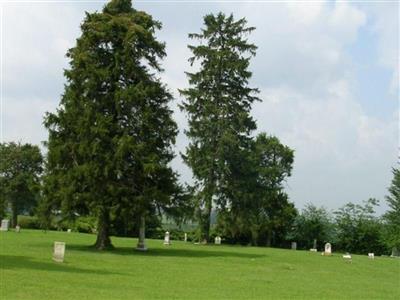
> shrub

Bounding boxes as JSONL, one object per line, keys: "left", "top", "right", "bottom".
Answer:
{"left": 17, "top": 215, "right": 40, "bottom": 229}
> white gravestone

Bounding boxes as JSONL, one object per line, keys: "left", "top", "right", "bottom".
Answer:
{"left": 184, "top": 233, "right": 187, "bottom": 242}
{"left": 164, "top": 231, "right": 171, "bottom": 245}
{"left": 291, "top": 242, "right": 297, "bottom": 250}
{"left": 214, "top": 236, "right": 221, "bottom": 245}
{"left": 53, "top": 242, "right": 66, "bottom": 263}
{"left": 67, "top": 229, "right": 72, "bottom": 233}
{"left": 343, "top": 253, "right": 352, "bottom": 263}
{"left": 324, "top": 243, "right": 332, "bottom": 256}
{"left": 15, "top": 225, "right": 21, "bottom": 233}
{"left": 0, "top": 219, "right": 10, "bottom": 231}
{"left": 368, "top": 253, "right": 374, "bottom": 259}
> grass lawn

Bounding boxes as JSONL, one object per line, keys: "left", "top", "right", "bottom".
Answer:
{"left": 1, "top": 229, "right": 399, "bottom": 299}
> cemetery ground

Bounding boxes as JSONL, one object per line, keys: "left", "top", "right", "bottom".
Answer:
{"left": 1, "top": 230, "right": 399, "bottom": 300}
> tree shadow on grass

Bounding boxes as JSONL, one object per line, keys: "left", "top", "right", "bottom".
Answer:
{"left": 0, "top": 255, "right": 124, "bottom": 276}
{"left": 67, "top": 244, "right": 265, "bottom": 259}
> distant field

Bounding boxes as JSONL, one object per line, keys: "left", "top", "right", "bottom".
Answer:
{"left": 1, "top": 229, "right": 399, "bottom": 299}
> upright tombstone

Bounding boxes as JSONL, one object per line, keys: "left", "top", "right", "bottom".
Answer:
{"left": 215, "top": 236, "right": 221, "bottom": 245}
{"left": 324, "top": 243, "right": 332, "bottom": 256}
{"left": 368, "top": 253, "right": 374, "bottom": 259}
{"left": 53, "top": 242, "right": 66, "bottom": 263}
{"left": 15, "top": 225, "right": 21, "bottom": 233}
{"left": 164, "top": 231, "right": 171, "bottom": 245}
{"left": 0, "top": 219, "right": 10, "bottom": 231}
{"left": 67, "top": 229, "right": 72, "bottom": 233}
{"left": 184, "top": 233, "right": 188, "bottom": 243}
{"left": 391, "top": 247, "right": 399, "bottom": 257}
{"left": 291, "top": 242, "right": 297, "bottom": 250}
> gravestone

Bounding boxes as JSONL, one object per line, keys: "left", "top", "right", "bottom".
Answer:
{"left": 15, "top": 225, "right": 21, "bottom": 233}
{"left": 0, "top": 219, "right": 10, "bottom": 231}
{"left": 342, "top": 253, "right": 352, "bottom": 263}
{"left": 324, "top": 243, "right": 332, "bottom": 256}
{"left": 67, "top": 229, "right": 72, "bottom": 233}
{"left": 368, "top": 253, "right": 374, "bottom": 259}
{"left": 184, "top": 233, "right": 187, "bottom": 242}
{"left": 53, "top": 242, "right": 66, "bottom": 263}
{"left": 164, "top": 231, "right": 171, "bottom": 245}
{"left": 313, "top": 239, "right": 317, "bottom": 249}
{"left": 214, "top": 236, "right": 221, "bottom": 245}
{"left": 291, "top": 242, "right": 297, "bottom": 250}
{"left": 391, "top": 247, "right": 399, "bottom": 257}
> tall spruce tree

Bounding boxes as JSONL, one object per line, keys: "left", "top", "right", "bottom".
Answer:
{"left": 180, "top": 13, "right": 259, "bottom": 242}
{"left": 43, "top": 0, "right": 178, "bottom": 249}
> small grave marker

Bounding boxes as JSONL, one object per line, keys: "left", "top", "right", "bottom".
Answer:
{"left": 0, "top": 219, "right": 10, "bottom": 231}
{"left": 164, "top": 231, "right": 171, "bottom": 245}
{"left": 15, "top": 225, "right": 21, "bottom": 233}
{"left": 368, "top": 253, "right": 374, "bottom": 259}
{"left": 324, "top": 243, "right": 332, "bottom": 256}
{"left": 53, "top": 242, "right": 66, "bottom": 263}
{"left": 291, "top": 242, "right": 297, "bottom": 250}
{"left": 184, "top": 233, "right": 187, "bottom": 242}
{"left": 214, "top": 236, "right": 221, "bottom": 245}
{"left": 343, "top": 253, "right": 352, "bottom": 263}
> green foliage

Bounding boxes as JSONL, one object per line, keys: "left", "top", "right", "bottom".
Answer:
{"left": 289, "top": 204, "right": 334, "bottom": 250}
{"left": 334, "top": 198, "right": 386, "bottom": 255}
{"left": 42, "top": 0, "right": 180, "bottom": 249}
{"left": 218, "top": 134, "right": 296, "bottom": 246}
{"left": 17, "top": 215, "right": 40, "bottom": 229}
{"left": 180, "top": 12, "right": 259, "bottom": 241}
{"left": 383, "top": 168, "right": 400, "bottom": 250}
{"left": 0, "top": 142, "right": 43, "bottom": 226}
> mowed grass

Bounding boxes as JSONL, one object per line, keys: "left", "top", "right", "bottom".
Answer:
{"left": 1, "top": 230, "right": 399, "bottom": 300}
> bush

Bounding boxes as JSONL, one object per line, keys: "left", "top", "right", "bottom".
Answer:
{"left": 17, "top": 215, "right": 40, "bottom": 229}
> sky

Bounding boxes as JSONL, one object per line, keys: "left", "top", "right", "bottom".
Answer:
{"left": 1, "top": 0, "right": 398, "bottom": 214}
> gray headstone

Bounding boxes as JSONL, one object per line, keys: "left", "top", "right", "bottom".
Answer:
{"left": 313, "top": 239, "right": 317, "bottom": 249}
{"left": 391, "top": 247, "right": 399, "bottom": 257}
{"left": 214, "top": 236, "right": 221, "bottom": 245}
{"left": 291, "top": 242, "right": 297, "bottom": 250}
{"left": 324, "top": 243, "right": 332, "bottom": 255}
{"left": 53, "top": 242, "right": 65, "bottom": 263}
{"left": 0, "top": 219, "right": 10, "bottom": 231}
{"left": 15, "top": 225, "right": 21, "bottom": 233}
{"left": 164, "top": 231, "right": 171, "bottom": 245}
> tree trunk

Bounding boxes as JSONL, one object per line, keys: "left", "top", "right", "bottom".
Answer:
{"left": 136, "top": 215, "right": 147, "bottom": 251}
{"left": 251, "top": 228, "right": 258, "bottom": 246}
{"left": 11, "top": 202, "right": 18, "bottom": 228}
{"left": 201, "top": 198, "right": 212, "bottom": 243}
{"left": 94, "top": 209, "right": 112, "bottom": 250}
{"left": 266, "top": 229, "right": 272, "bottom": 247}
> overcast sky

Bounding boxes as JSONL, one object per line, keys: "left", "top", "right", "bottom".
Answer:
{"left": 1, "top": 0, "right": 398, "bottom": 214}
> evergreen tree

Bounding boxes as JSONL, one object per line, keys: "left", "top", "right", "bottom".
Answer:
{"left": 180, "top": 13, "right": 259, "bottom": 242}
{"left": 43, "top": 0, "right": 178, "bottom": 249}
{"left": 383, "top": 168, "right": 400, "bottom": 252}
{"left": 219, "top": 134, "right": 296, "bottom": 246}
{"left": 0, "top": 142, "right": 43, "bottom": 227}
